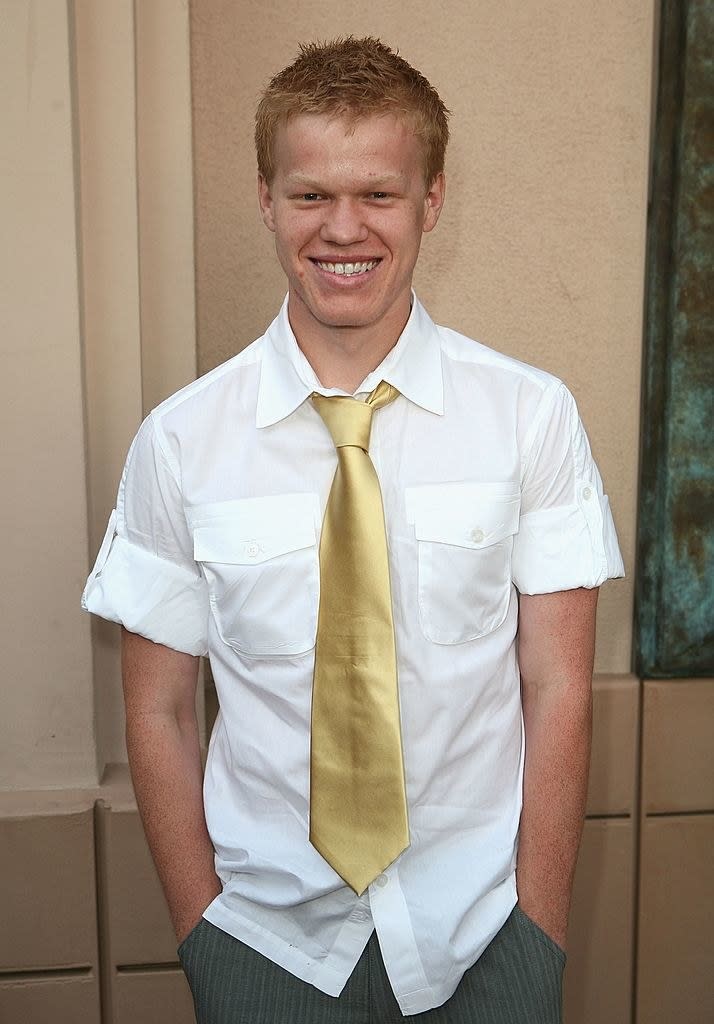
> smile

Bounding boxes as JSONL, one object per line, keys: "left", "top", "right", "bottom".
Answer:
{"left": 312, "top": 259, "right": 380, "bottom": 277}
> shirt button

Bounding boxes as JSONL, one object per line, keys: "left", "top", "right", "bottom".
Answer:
{"left": 246, "top": 542, "right": 259, "bottom": 558}
{"left": 582, "top": 487, "right": 593, "bottom": 501}
{"left": 375, "top": 874, "right": 388, "bottom": 888}
{"left": 470, "top": 528, "right": 485, "bottom": 544}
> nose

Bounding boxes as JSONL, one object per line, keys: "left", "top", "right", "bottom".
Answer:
{"left": 319, "top": 198, "right": 369, "bottom": 246}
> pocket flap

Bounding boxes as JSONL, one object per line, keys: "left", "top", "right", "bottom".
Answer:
{"left": 194, "top": 520, "right": 316, "bottom": 564}
{"left": 406, "top": 483, "right": 520, "bottom": 549}
{"left": 189, "top": 493, "right": 320, "bottom": 564}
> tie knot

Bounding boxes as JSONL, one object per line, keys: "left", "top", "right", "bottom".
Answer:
{"left": 312, "top": 394, "right": 374, "bottom": 451}
{"left": 312, "top": 381, "right": 399, "bottom": 451}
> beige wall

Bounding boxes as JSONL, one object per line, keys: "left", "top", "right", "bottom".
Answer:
{"left": 1, "top": 0, "right": 196, "bottom": 785}
{"left": 1, "top": 0, "right": 97, "bottom": 789}
{"left": 190, "top": 0, "right": 655, "bottom": 675}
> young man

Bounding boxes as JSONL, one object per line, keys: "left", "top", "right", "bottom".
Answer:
{"left": 83, "top": 37, "right": 624, "bottom": 1023}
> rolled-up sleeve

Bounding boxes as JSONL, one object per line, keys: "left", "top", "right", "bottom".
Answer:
{"left": 512, "top": 382, "right": 625, "bottom": 595}
{"left": 81, "top": 413, "right": 209, "bottom": 655}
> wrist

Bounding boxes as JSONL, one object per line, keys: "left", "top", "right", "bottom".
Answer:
{"left": 516, "top": 889, "right": 569, "bottom": 950}
{"left": 172, "top": 875, "right": 222, "bottom": 943}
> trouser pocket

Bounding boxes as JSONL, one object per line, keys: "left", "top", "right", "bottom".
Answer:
{"left": 513, "top": 904, "right": 567, "bottom": 965}
{"left": 177, "top": 916, "right": 209, "bottom": 966}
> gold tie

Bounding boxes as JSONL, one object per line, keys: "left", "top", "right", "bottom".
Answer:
{"left": 310, "top": 381, "right": 409, "bottom": 895}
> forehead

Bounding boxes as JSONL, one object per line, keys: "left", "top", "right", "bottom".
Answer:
{"left": 272, "top": 112, "right": 425, "bottom": 183}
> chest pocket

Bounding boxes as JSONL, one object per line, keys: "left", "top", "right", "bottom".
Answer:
{"left": 189, "top": 494, "right": 320, "bottom": 658}
{"left": 406, "top": 483, "right": 521, "bottom": 644}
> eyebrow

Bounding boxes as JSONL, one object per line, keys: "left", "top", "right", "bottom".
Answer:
{"left": 283, "top": 172, "right": 407, "bottom": 189}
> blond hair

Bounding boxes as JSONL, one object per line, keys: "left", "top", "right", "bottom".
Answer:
{"left": 255, "top": 37, "right": 449, "bottom": 186}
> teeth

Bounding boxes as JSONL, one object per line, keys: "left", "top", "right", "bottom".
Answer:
{"left": 315, "top": 260, "right": 378, "bottom": 276}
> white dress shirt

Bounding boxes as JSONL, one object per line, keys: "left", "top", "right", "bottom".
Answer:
{"left": 83, "top": 295, "right": 624, "bottom": 1015}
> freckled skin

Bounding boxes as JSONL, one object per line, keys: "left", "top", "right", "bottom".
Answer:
{"left": 258, "top": 113, "right": 445, "bottom": 391}
{"left": 122, "top": 629, "right": 221, "bottom": 942}
{"left": 516, "top": 587, "right": 598, "bottom": 949}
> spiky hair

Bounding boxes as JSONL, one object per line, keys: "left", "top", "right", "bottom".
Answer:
{"left": 255, "top": 36, "right": 449, "bottom": 186}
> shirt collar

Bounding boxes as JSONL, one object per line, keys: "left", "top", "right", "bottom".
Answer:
{"left": 255, "top": 293, "right": 444, "bottom": 428}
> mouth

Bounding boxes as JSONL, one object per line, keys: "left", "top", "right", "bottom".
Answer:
{"left": 310, "top": 258, "right": 381, "bottom": 277}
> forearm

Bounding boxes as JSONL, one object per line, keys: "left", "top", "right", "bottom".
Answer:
{"left": 126, "top": 710, "right": 221, "bottom": 940}
{"left": 516, "top": 680, "right": 592, "bottom": 948}
{"left": 515, "top": 587, "right": 598, "bottom": 950}
{"left": 122, "top": 630, "right": 221, "bottom": 942}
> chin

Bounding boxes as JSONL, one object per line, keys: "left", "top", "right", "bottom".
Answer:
{"left": 308, "top": 300, "right": 379, "bottom": 330}
{"left": 321, "top": 312, "right": 379, "bottom": 330}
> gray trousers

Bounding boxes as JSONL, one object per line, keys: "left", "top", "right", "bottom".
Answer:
{"left": 178, "top": 905, "right": 565, "bottom": 1024}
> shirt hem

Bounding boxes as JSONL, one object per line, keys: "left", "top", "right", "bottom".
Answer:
{"left": 202, "top": 897, "right": 374, "bottom": 998}
{"left": 392, "top": 886, "right": 518, "bottom": 1015}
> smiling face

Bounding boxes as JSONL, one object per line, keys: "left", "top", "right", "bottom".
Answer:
{"left": 258, "top": 113, "right": 445, "bottom": 378}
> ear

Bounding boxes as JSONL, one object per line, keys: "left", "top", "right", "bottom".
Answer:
{"left": 258, "top": 174, "right": 276, "bottom": 232}
{"left": 422, "top": 172, "right": 446, "bottom": 233}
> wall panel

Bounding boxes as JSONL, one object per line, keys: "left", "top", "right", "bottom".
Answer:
{"left": 0, "top": 975, "right": 100, "bottom": 1024}
{"left": 0, "top": 805, "right": 100, "bottom": 1024}
{"left": 642, "top": 679, "right": 714, "bottom": 813}
{"left": 113, "top": 971, "right": 195, "bottom": 1024}
{"left": 0, "top": 810, "right": 97, "bottom": 971}
{"left": 564, "top": 819, "right": 635, "bottom": 1024}
{"left": 637, "top": 814, "right": 714, "bottom": 1024}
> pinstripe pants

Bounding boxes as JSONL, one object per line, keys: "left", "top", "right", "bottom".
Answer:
{"left": 178, "top": 905, "right": 565, "bottom": 1023}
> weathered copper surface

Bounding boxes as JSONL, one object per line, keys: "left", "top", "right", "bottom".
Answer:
{"left": 637, "top": 0, "right": 713, "bottom": 675}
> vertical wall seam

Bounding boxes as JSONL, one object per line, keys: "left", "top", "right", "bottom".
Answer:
{"left": 187, "top": 2, "right": 202, "bottom": 384}
{"left": 65, "top": 0, "right": 103, "bottom": 786}
{"left": 631, "top": 676, "right": 645, "bottom": 1024}
{"left": 131, "top": 0, "right": 146, "bottom": 419}
{"left": 93, "top": 799, "right": 110, "bottom": 1024}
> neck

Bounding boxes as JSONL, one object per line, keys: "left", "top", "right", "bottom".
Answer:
{"left": 304, "top": 336, "right": 395, "bottom": 392}
{"left": 288, "top": 297, "right": 411, "bottom": 393}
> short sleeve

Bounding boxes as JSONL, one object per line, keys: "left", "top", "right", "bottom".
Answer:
{"left": 512, "top": 382, "right": 625, "bottom": 595}
{"left": 81, "top": 413, "right": 209, "bottom": 655}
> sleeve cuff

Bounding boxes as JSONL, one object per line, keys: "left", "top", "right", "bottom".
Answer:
{"left": 512, "top": 486, "right": 625, "bottom": 595}
{"left": 82, "top": 511, "right": 209, "bottom": 656}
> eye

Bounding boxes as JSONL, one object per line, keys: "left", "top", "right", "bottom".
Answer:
{"left": 370, "top": 192, "right": 389, "bottom": 200}
{"left": 300, "top": 193, "right": 323, "bottom": 201}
